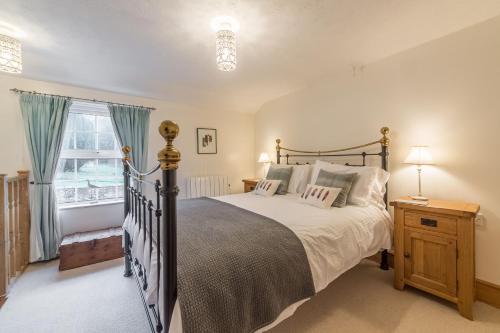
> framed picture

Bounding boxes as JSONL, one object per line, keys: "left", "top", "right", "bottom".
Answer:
{"left": 197, "top": 128, "right": 217, "bottom": 154}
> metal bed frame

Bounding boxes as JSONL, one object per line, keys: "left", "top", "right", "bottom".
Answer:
{"left": 275, "top": 126, "right": 391, "bottom": 270}
{"left": 122, "top": 120, "right": 179, "bottom": 332}
{"left": 122, "top": 121, "right": 390, "bottom": 333}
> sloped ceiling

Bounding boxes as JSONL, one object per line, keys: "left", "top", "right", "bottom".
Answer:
{"left": 2, "top": 0, "right": 500, "bottom": 113}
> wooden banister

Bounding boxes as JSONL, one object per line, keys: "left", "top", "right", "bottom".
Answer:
{"left": 18, "top": 171, "right": 29, "bottom": 269}
{"left": 0, "top": 170, "right": 30, "bottom": 306}
{"left": 0, "top": 174, "right": 7, "bottom": 305}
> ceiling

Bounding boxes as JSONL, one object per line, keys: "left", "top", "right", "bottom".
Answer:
{"left": 2, "top": 0, "right": 500, "bottom": 113}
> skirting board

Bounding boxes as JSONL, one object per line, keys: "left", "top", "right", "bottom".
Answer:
{"left": 368, "top": 253, "right": 500, "bottom": 309}
{"left": 476, "top": 279, "right": 500, "bottom": 309}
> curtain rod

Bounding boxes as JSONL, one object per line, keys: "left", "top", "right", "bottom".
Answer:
{"left": 9, "top": 88, "right": 156, "bottom": 111}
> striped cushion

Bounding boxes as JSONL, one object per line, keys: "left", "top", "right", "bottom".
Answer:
{"left": 299, "top": 184, "right": 342, "bottom": 209}
{"left": 254, "top": 179, "right": 281, "bottom": 197}
{"left": 265, "top": 165, "right": 293, "bottom": 195}
{"left": 314, "top": 169, "right": 357, "bottom": 207}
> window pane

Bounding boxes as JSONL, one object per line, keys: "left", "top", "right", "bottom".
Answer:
{"left": 55, "top": 105, "right": 124, "bottom": 205}
{"left": 97, "top": 115, "right": 113, "bottom": 133}
{"left": 66, "top": 113, "right": 76, "bottom": 131}
{"left": 77, "top": 159, "right": 97, "bottom": 180}
{"left": 74, "top": 113, "right": 95, "bottom": 132}
{"left": 55, "top": 159, "right": 75, "bottom": 180}
{"left": 116, "top": 185, "right": 124, "bottom": 198}
{"left": 56, "top": 188, "right": 76, "bottom": 204}
{"left": 97, "top": 159, "right": 116, "bottom": 177}
{"left": 75, "top": 132, "right": 95, "bottom": 150}
{"left": 62, "top": 132, "right": 75, "bottom": 150}
{"left": 98, "top": 132, "right": 115, "bottom": 150}
{"left": 98, "top": 186, "right": 117, "bottom": 200}
{"left": 77, "top": 187, "right": 96, "bottom": 202}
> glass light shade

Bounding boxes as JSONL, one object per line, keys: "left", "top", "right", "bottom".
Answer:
{"left": 404, "top": 146, "right": 434, "bottom": 165}
{"left": 212, "top": 16, "right": 238, "bottom": 72}
{"left": 257, "top": 152, "right": 271, "bottom": 163}
{"left": 0, "top": 34, "right": 22, "bottom": 74}
{"left": 216, "top": 30, "right": 236, "bottom": 72}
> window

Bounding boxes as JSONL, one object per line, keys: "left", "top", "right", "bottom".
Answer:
{"left": 55, "top": 101, "right": 123, "bottom": 205}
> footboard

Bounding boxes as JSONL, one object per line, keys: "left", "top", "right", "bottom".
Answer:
{"left": 122, "top": 120, "right": 180, "bottom": 333}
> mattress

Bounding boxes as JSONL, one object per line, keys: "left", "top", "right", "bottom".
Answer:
{"left": 127, "top": 192, "right": 392, "bottom": 332}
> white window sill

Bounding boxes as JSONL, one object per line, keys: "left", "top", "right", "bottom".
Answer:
{"left": 58, "top": 200, "right": 123, "bottom": 210}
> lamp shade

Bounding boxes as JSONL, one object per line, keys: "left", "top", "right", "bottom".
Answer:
{"left": 257, "top": 152, "right": 271, "bottom": 163}
{"left": 404, "top": 146, "right": 434, "bottom": 165}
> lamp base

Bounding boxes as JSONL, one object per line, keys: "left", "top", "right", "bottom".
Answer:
{"left": 410, "top": 195, "right": 429, "bottom": 201}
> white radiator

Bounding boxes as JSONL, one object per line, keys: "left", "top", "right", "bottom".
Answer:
{"left": 186, "top": 175, "right": 231, "bottom": 199}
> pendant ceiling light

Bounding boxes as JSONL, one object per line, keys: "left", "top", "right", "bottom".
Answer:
{"left": 211, "top": 16, "right": 239, "bottom": 72}
{"left": 0, "top": 34, "right": 22, "bottom": 74}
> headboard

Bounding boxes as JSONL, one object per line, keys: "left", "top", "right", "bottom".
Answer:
{"left": 275, "top": 126, "right": 390, "bottom": 204}
{"left": 275, "top": 127, "right": 390, "bottom": 270}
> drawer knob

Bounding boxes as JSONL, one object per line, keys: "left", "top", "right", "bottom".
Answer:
{"left": 421, "top": 218, "right": 438, "bottom": 227}
{"left": 404, "top": 252, "right": 411, "bottom": 258}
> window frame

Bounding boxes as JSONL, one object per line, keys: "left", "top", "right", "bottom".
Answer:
{"left": 55, "top": 101, "right": 124, "bottom": 207}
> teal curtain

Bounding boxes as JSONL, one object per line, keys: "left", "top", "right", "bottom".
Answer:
{"left": 108, "top": 105, "right": 150, "bottom": 172}
{"left": 20, "top": 93, "right": 71, "bottom": 261}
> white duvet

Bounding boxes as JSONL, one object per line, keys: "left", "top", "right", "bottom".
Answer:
{"left": 125, "top": 192, "right": 392, "bottom": 332}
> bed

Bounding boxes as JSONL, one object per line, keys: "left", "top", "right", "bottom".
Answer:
{"left": 121, "top": 121, "right": 392, "bottom": 333}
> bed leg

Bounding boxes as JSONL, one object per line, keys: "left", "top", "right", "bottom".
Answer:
{"left": 124, "top": 230, "right": 133, "bottom": 277}
{"left": 380, "top": 249, "right": 389, "bottom": 270}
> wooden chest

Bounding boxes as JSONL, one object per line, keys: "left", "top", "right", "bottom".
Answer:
{"left": 59, "top": 227, "right": 123, "bottom": 271}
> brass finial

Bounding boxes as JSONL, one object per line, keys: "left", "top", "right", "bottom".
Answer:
{"left": 380, "top": 127, "right": 390, "bottom": 147}
{"left": 122, "top": 146, "right": 132, "bottom": 162}
{"left": 276, "top": 138, "right": 281, "bottom": 151}
{"left": 158, "top": 120, "right": 181, "bottom": 170}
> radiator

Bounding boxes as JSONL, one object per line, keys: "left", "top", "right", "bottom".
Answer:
{"left": 186, "top": 175, "right": 231, "bottom": 199}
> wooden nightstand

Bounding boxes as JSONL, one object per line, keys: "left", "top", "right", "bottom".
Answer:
{"left": 390, "top": 198, "right": 480, "bottom": 320}
{"left": 242, "top": 179, "right": 260, "bottom": 193}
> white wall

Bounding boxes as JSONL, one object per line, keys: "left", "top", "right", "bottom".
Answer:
{"left": 255, "top": 16, "right": 500, "bottom": 284}
{"left": 0, "top": 74, "right": 255, "bottom": 235}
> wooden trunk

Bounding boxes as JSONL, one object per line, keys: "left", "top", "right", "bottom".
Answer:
{"left": 59, "top": 227, "right": 123, "bottom": 271}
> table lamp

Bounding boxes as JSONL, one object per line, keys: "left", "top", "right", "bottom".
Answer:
{"left": 258, "top": 152, "right": 271, "bottom": 164}
{"left": 404, "top": 146, "right": 434, "bottom": 201}
{"left": 258, "top": 152, "right": 271, "bottom": 177}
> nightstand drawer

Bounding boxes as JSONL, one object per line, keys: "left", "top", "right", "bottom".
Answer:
{"left": 404, "top": 211, "right": 457, "bottom": 236}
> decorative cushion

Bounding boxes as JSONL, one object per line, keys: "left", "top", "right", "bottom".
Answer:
{"left": 253, "top": 179, "right": 281, "bottom": 197}
{"left": 314, "top": 169, "right": 357, "bottom": 207}
{"left": 265, "top": 165, "right": 293, "bottom": 194}
{"left": 299, "top": 184, "right": 342, "bottom": 209}
{"left": 311, "top": 160, "right": 390, "bottom": 208}
{"left": 271, "top": 164, "right": 312, "bottom": 194}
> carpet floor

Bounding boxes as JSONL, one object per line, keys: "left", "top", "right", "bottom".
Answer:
{"left": 0, "top": 259, "right": 498, "bottom": 333}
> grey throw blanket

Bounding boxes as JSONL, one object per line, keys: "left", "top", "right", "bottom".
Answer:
{"left": 176, "top": 198, "right": 315, "bottom": 333}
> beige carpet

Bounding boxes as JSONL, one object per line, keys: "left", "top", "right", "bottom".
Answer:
{"left": 0, "top": 259, "right": 498, "bottom": 333}
{"left": 0, "top": 259, "right": 149, "bottom": 333}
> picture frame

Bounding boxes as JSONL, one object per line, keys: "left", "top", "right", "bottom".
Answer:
{"left": 197, "top": 128, "right": 217, "bottom": 154}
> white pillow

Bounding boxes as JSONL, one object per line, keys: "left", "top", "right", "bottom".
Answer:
{"left": 271, "top": 164, "right": 312, "bottom": 194}
{"left": 311, "top": 160, "right": 390, "bottom": 208}
{"left": 299, "top": 184, "right": 342, "bottom": 209}
{"left": 253, "top": 179, "right": 281, "bottom": 197}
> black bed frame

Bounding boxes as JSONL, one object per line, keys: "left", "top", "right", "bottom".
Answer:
{"left": 122, "top": 121, "right": 180, "bottom": 332}
{"left": 275, "top": 126, "right": 391, "bottom": 271}
{"left": 122, "top": 121, "right": 390, "bottom": 333}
